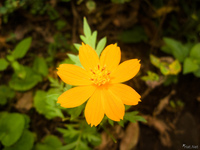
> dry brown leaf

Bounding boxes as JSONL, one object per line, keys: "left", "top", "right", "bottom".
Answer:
{"left": 120, "top": 122, "right": 140, "bottom": 150}
{"left": 15, "top": 91, "right": 33, "bottom": 112}
{"left": 153, "top": 90, "right": 176, "bottom": 116}
{"left": 144, "top": 115, "right": 171, "bottom": 147}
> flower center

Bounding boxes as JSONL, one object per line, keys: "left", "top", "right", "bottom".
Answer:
{"left": 90, "top": 64, "right": 110, "bottom": 86}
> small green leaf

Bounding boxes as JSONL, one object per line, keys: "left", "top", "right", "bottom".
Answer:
{"left": 67, "top": 104, "right": 85, "bottom": 120}
{"left": 67, "top": 54, "right": 82, "bottom": 66}
{"left": 0, "top": 85, "right": 15, "bottom": 105}
{"left": 0, "top": 58, "right": 9, "bottom": 71}
{"left": 33, "top": 90, "right": 64, "bottom": 119}
{"left": 183, "top": 57, "right": 199, "bottom": 74}
{"left": 96, "top": 37, "right": 107, "bottom": 56}
{"left": 141, "top": 71, "right": 159, "bottom": 81}
{"left": 124, "top": 111, "right": 147, "bottom": 123}
{"left": 163, "top": 37, "right": 189, "bottom": 62}
{"left": 190, "top": 43, "right": 200, "bottom": 64}
{"left": 73, "top": 43, "right": 81, "bottom": 51}
{"left": 169, "top": 60, "right": 181, "bottom": 75}
{"left": 34, "top": 135, "right": 62, "bottom": 150}
{"left": 3, "top": 130, "right": 35, "bottom": 150}
{"left": 0, "top": 112, "right": 25, "bottom": 146}
{"left": 12, "top": 37, "right": 32, "bottom": 59}
{"left": 86, "top": 0, "right": 96, "bottom": 12}
{"left": 83, "top": 17, "right": 92, "bottom": 37}
{"left": 80, "top": 35, "right": 87, "bottom": 43}
{"left": 90, "top": 30, "right": 97, "bottom": 49}
{"left": 150, "top": 54, "right": 161, "bottom": 68}
{"left": 33, "top": 57, "right": 49, "bottom": 76}
{"left": 6, "top": 55, "right": 15, "bottom": 62}
{"left": 9, "top": 67, "right": 42, "bottom": 91}
{"left": 193, "top": 68, "right": 200, "bottom": 77}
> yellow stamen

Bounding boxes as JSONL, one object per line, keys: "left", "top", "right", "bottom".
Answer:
{"left": 90, "top": 64, "right": 110, "bottom": 86}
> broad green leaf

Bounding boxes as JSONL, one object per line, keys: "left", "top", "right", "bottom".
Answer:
{"left": 34, "top": 90, "right": 64, "bottom": 119}
{"left": 183, "top": 57, "right": 199, "bottom": 74}
{"left": 96, "top": 37, "right": 107, "bottom": 56}
{"left": 0, "top": 112, "right": 25, "bottom": 146}
{"left": 33, "top": 57, "right": 48, "bottom": 76}
{"left": 3, "top": 130, "right": 34, "bottom": 150}
{"left": 12, "top": 37, "right": 32, "bottom": 59}
{"left": 190, "top": 43, "right": 200, "bottom": 64}
{"left": 83, "top": 17, "right": 92, "bottom": 37}
{"left": 73, "top": 43, "right": 81, "bottom": 51}
{"left": 119, "top": 26, "right": 148, "bottom": 43}
{"left": 9, "top": 67, "right": 42, "bottom": 91}
{"left": 163, "top": 37, "right": 189, "bottom": 62}
{"left": 34, "top": 135, "right": 62, "bottom": 150}
{"left": 0, "top": 58, "right": 9, "bottom": 71}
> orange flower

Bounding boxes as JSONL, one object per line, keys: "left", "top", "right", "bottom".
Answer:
{"left": 57, "top": 43, "right": 141, "bottom": 126}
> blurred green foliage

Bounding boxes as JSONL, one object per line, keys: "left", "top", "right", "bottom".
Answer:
{"left": 1, "top": 0, "right": 199, "bottom": 149}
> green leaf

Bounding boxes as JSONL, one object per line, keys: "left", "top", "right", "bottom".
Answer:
{"left": 124, "top": 111, "right": 147, "bottom": 123}
{"left": 0, "top": 58, "right": 9, "bottom": 71}
{"left": 83, "top": 17, "right": 92, "bottom": 37}
{"left": 190, "top": 43, "right": 200, "bottom": 64}
{"left": 12, "top": 37, "right": 32, "bottom": 59}
{"left": 119, "top": 26, "right": 148, "bottom": 43}
{"left": 3, "top": 130, "right": 35, "bottom": 150}
{"left": 34, "top": 135, "right": 62, "bottom": 150}
{"left": 67, "top": 54, "right": 82, "bottom": 66}
{"left": 9, "top": 67, "right": 42, "bottom": 91}
{"left": 193, "top": 67, "right": 200, "bottom": 77}
{"left": 96, "top": 37, "right": 107, "bottom": 56}
{"left": 67, "top": 104, "right": 85, "bottom": 120}
{"left": 163, "top": 37, "right": 189, "bottom": 62}
{"left": 0, "top": 112, "right": 25, "bottom": 146}
{"left": 34, "top": 90, "right": 64, "bottom": 119}
{"left": 150, "top": 54, "right": 161, "bottom": 68}
{"left": 90, "top": 30, "right": 97, "bottom": 49}
{"left": 183, "top": 57, "right": 199, "bottom": 74}
{"left": 33, "top": 57, "right": 49, "bottom": 76}
{"left": 73, "top": 43, "right": 81, "bottom": 51}
{"left": 11, "top": 61, "right": 26, "bottom": 79}
{"left": 169, "top": 60, "right": 182, "bottom": 75}
{"left": 0, "top": 85, "right": 15, "bottom": 105}
{"left": 80, "top": 35, "right": 87, "bottom": 44}
{"left": 141, "top": 71, "right": 159, "bottom": 81}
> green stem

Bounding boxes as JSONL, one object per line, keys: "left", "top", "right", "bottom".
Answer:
{"left": 102, "top": 125, "right": 117, "bottom": 143}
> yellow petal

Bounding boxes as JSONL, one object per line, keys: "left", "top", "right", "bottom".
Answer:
{"left": 102, "top": 87, "right": 125, "bottom": 121}
{"left": 100, "top": 44, "right": 121, "bottom": 71}
{"left": 57, "top": 85, "right": 96, "bottom": 108}
{"left": 109, "top": 84, "right": 141, "bottom": 105}
{"left": 110, "top": 59, "right": 141, "bottom": 83}
{"left": 85, "top": 89, "right": 104, "bottom": 127}
{"left": 57, "top": 64, "right": 92, "bottom": 86}
{"left": 79, "top": 43, "right": 99, "bottom": 71}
